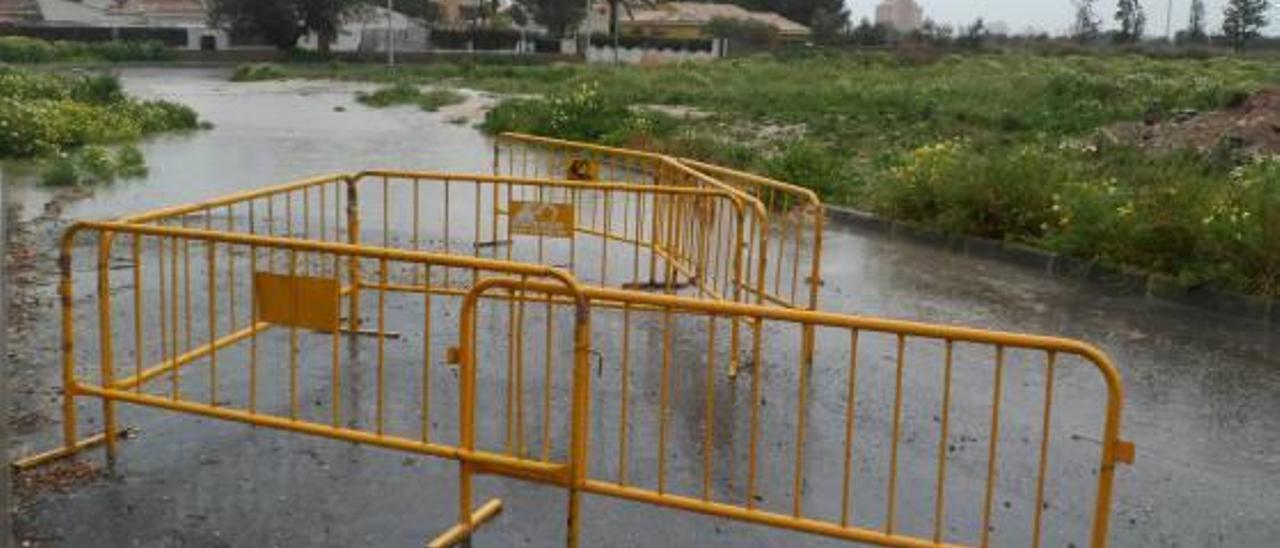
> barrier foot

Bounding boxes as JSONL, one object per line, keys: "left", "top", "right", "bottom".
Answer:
{"left": 334, "top": 327, "right": 402, "bottom": 339}
{"left": 621, "top": 278, "right": 695, "bottom": 292}
{"left": 11, "top": 427, "right": 136, "bottom": 471}
{"left": 425, "top": 498, "right": 504, "bottom": 548}
{"left": 473, "top": 240, "right": 513, "bottom": 249}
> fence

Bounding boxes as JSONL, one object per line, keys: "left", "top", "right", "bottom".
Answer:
{"left": 14, "top": 142, "right": 1132, "bottom": 547}
{"left": 494, "top": 132, "right": 824, "bottom": 366}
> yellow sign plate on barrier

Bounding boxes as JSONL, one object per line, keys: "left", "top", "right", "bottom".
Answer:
{"left": 253, "top": 272, "right": 340, "bottom": 331}
{"left": 509, "top": 201, "right": 575, "bottom": 238}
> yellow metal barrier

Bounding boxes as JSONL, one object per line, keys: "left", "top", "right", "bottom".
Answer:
{"left": 459, "top": 278, "right": 1133, "bottom": 548}
{"left": 15, "top": 140, "right": 1131, "bottom": 547}
{"left": 493, "top": 132, "right": 824, "bottom": 365}
{"left": 493, "top": 132, "right": 823, "bottom": 309}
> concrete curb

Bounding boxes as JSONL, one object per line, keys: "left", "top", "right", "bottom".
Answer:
{"left": 826, "top": 205, "right": 1276, "bottom": 324}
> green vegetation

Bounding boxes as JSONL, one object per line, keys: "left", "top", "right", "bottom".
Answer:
{"left": 355, "top": 83, "right": 466, "bottom": 111}
{"left": 0, "top": 36, "right": 175, "bottom": 63}
{"left": 481, "top": 82, "right": 671, "bottom": 142}
{"left": 1, "top": 67, "right": 199, "bottom": 187}
{"left": 236, "top": 53, "right": 1280, "bottom": 296}
{"left": 0, "top": 68, "right": 200, "bottom": 159}
{"left": 41, "top": 145, "right": 149, "bottom": 187}
{"left": 231, "top": 63, "right": 289, "bottom": 82}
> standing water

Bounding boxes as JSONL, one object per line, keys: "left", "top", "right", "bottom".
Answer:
{"left": 5, "top": 67, "right": 1279, "bottom": 547}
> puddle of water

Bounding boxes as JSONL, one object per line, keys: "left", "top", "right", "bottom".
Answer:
{"left": 2, "top": 67, "right": 493, "bottom": 222}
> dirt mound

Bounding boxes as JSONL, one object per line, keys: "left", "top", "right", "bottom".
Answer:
{"left": 1105, "top": 88, "right": 1280, "bottom": 154}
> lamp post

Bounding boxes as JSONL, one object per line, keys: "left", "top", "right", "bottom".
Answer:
{"left": 387, "top": 0, "right": 396, "bottom": 66}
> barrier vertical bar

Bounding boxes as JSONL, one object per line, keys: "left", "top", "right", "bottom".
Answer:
{"left": 346, "top": 178, "right": 361, "bottom": 331}
{"left": 933, "top": 340, "right": 955, "bottom": 543}
{"left": 886, "top": 334, "right": 906, "bottom": 534}
{"left": 1031, "top": 352, "right": 1057, "bottom": 548}
{"left": 206, "top": 212, "right": 218, "bottom": 406}
{"left": 840, "top": 329, "right": 859, "bottom": 527}
{"left": 59, "top": 233, "right": 79, "bottom": 451}
{"left": 981, "top": 346, "right": 1006, "bottom": 547}
{"left": 97, "top": 233, "right": 117, "bottom": 458}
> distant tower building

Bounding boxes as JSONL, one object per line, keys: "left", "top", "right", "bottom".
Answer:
{"left": 875, "top": 0, "right": 924, "bottom": 33}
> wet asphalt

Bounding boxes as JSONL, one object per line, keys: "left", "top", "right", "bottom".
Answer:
{"left": 4, "top": 68, "right": 1278, "bottom": 547}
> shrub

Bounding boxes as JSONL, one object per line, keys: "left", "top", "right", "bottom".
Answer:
{"left": 764, "top": 140, "right": 860, "bottom": 203}
{"left": 0, "top": 37, "right": 174, "bottom": 63}
{"left": 40, "top": 145, "right": 150, "bottom": 187}
{"left": 0, "top": 68, "right": 200, "bottom": 159}
{"left": 230, "top": 63, "right": 287, "bottom": 82}
{"left": 482, "top": 81, "right": 673, "bottom": 145}
{"left": 71, "top": 73, "right": 126, "bottom": 104}
{"left": 418, "top": 88, "right": 466, "bottom": 111}
{"left": 1202, "top": 156, "right": 1280, "bottom": 295}
{"left": 356, "top": 84, "right": 466, "bottom": 111}
{"left": 356, "top": 83, "right": 423, "bottom": 107}
{"left": 868, "top": 139, "right": 1063, "bottom": 239}
{"left": 41, "top": 155, "right": 81, "bottom": 187}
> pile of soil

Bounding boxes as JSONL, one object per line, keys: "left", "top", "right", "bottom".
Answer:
{"left": 1105, "top": 88, "right": 1280, "bottom": 154}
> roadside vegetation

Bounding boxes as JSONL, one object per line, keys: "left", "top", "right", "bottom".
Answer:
{"left": 232, "top": 53, "right": 1280, "bottom": 296}
{"left": 0, "top": 36, "right": 174, "bottom": 63}
{"left": 0, "top": 67, "right": 201, "bottom": 185}
{"left": 41, "top": 145, "right": 148, "bottom": 187}
{"left": 230, "top": 63, "right": 289, "bottom": 82}
{"left": 355, "top": 83, "right": 466, "bottom": 111}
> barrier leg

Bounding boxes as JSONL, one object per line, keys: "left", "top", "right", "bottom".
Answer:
{"left": 426, "top": 462, "right": 503, "bottom": 548}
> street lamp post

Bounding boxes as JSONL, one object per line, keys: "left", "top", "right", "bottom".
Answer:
{"left": 387, "top": 0, "right": 396, "bottom": 66}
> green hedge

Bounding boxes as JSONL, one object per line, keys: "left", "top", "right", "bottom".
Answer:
{"left": 0, "top": 36, "right": 175, "bottom": 63}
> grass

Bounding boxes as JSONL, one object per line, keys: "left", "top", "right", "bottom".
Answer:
{"left": 355, "top": 83, "right": 466, "bottom": 111}
{"left": 232, "top": 52, "right": 1280, "bottom": 296}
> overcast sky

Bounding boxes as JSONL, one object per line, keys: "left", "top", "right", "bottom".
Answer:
{"left": 846, "top": 1, "right": 1280, "bottom": 37}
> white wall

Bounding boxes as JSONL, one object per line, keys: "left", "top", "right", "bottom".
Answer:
{"left": 585, "top": 40, "right": 724, "bottom": 64}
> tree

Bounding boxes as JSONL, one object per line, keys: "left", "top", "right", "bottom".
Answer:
{"left": 209, "top": 0, "right": 368, "bottom": 52}
{"left": 806, "top": 0, "right": 850, "bottom": 42}
{"left": 849, "top": 17, "right": 888, "bottom": 46}
{"left": 1114, "top": 0, "right": 1147, "bottom": 43}
{"left": 397, "top": 1, "right": 441, "bottom": 27}
{"left": 1072, "top": 0, "right": 1102, "bottom": 43}
{"left": 1185, "top": 0, "right": 1208, "bottom": 43}
{"left": 1223, "top": 0, "right": 1272, "bottom": 51}
{"left": 956, "top": 17, "right": 988, "bottom": 49}
{"left": 914, "top": 18, "right": 954, "bottom": 47}
{"left": 808, "top": 2, "right": 851, "bottom": 42}
{"left": 514, "top": 0, "right": 586, "bottom": 37}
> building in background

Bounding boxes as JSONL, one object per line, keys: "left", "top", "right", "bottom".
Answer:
{"left": 875, "top": 0, "right": 923, "bottom": 33}
{"left": 0, "top": 0, "right": 40, "bottom": 23}
{"left": 608, "top": 2, "right": 810, "bottom": 41}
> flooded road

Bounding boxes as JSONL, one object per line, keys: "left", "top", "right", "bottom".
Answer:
{"left": 6, "top": 68, "right": 1280, "bottom": 547}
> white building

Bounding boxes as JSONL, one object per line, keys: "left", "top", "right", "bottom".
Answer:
{"left": 875, "top": 0, "right": 923, "bottom": 33}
